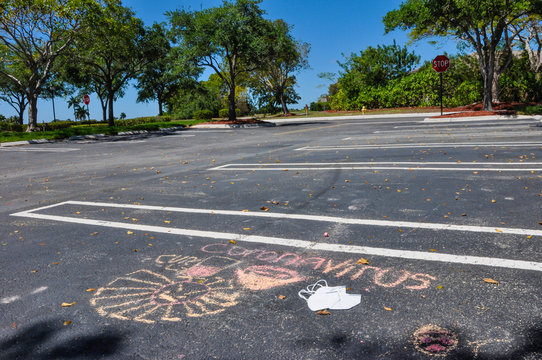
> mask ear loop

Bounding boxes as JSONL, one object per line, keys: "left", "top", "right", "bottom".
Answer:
{"left": 298, "top": 280, "right": 328, "bottom": 302}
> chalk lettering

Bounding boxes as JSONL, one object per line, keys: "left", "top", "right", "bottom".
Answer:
{"left": 404, "top": 274, "right": 437, "bottom": 290}
{"left": 256, "top": 251, "right": 279, "bottom": 262}
{"left": 201, "top": 243, "right": 228, "bottom": 254}
{"left": 374, "top": 269, "right": 411, "bottom": 288}
{"left": 350, "top": 265, "right": 379, "bottom": 280}
{"left": 273, "top": 253, "right": 302, "bottom": 266}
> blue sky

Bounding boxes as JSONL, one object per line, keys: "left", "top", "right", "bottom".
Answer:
{"left": 0, "top": 0, "right": 459, "bottom": 122}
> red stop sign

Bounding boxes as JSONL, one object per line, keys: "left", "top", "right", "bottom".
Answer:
{"left": 83, "top": 94, "right": 90, "bottom": 105}
{"left": 433, "top": 55, "right": 450, "bottom": 73}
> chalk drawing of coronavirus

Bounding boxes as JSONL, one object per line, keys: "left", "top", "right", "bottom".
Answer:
{"left": 91, "top": 257, "right": 241, "bottom": 324}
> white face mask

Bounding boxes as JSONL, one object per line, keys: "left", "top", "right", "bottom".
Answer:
{"left": 298, "top": 280, "right": 361, "bottom": 311}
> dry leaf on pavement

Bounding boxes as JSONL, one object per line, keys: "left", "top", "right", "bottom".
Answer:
{"left": 483, "top": 278, "right": 499, "bottom": 285}
{"left": 316, "top": 310, "right": 331, "bottom": 315}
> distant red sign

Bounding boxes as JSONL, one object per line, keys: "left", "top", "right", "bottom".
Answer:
{"left": 432, "top": 55, "right": 450, "bottom": 73}
{"left": 83, "top": 94, "right": 90, "bottom": 105}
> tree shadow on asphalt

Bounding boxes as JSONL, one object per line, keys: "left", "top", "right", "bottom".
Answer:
{"left": 294, "top": 324, "right": 542, "bottom": 359}
{"left": 276, "top": 121, "right": 331, "bottom": 127}
{"left": 0, "top": 319, "right": 125, "bottom": 359}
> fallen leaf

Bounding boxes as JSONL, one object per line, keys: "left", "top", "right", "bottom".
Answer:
{"left": 86, "top": 288, "right": 96, "bottom": 292}
{"left": 52, "top": 262, "right": 59, "bottom": 265}
{"left": 483, "top": 278, "right": 499, "bottom": 285}
{"left": 316, "top": 310, "right": 331, "bottom": 315}
{"left": 491, "top": 199, "right": 497, "bottom": 203}
{"left": 164, "top": 220, "right": 171, "bottom": 224}
{"left": 243, "top": 228, "right": 251, "bottom": 231}
{"left": 61, "top": 302, "right": 76, "bottom": 307}
{"left": 384, "top": 307, "right": 392, "bottom": 311}
{"left": 357, "top": 258, "right": 370, "bottom": 265}
{"left": 260, "top": 206, "right": 269, "bottom": 212}
{"left": 495, "top": 229, "right": 503, "bottom": 233}
{"left": 63, "top": 321, "right": 72, "bottom": 326}
{"left": 429, "top": 249, "right": 438, "bottom": 252}
{"left": 229, "top": 240, "right": 236, "bottom": 244}
{"left": 126, "top": 231, "right": 134, "bottom": 235}
{"left": 278, "top": 295, "right": 286, "bottom": 300}
{"left": 526, "top": 235, "right": 533, "bottom": 239}
{"left": 90, "top": 232, "right": 98, "bottom": 236}
{"left": 242, "top": 209, "right": 249, "bottom": 212}
{"left": 133, "top": 249, "right": 138, "bottom": 252}
{"left": 30, "top": 270, "right": 38, "bottom": 273}
{"left": 436, "top": 285, "right": 443, "bottom": 290}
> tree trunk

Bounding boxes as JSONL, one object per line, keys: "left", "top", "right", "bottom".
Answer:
{"left": 18, "top": 100, "right": 25, "bottom": 125}
{"left": 280, "top": 91, "right": 289, "bottom": 115}
{"left": 26, "top": 93, "right": 39, "bottom": 132}
{"left": 481, "top": 55, "right": 495, "bottom": 111}
{"left": 491, "top": 76, "right": 500, "bottom": 104}
{"left": 107, "top": 91, "right": 115, "bottom": 126}
{"left": 158, "top": 100, "right": 163, "bottom": 116}
{"left": 228, "top": 76, "right": 237, "bottom": 121}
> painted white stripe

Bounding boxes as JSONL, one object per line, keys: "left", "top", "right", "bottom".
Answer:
{"left": 13, "top": 200, "right": 542, "bottom": 237}
{"left": 9, "top": 208, "right": 542, "bottom": 272}
{"left": 210, "top": 162, "right": 542, "bottom": 172}
{"left": 296, "top": 142, "right": 542, "bottom": 151}
{"left": 212, "top": 166, "right": 542, "bottom": 172}
{"left": 212, "top": 161, "right": 542, "bottom": 166}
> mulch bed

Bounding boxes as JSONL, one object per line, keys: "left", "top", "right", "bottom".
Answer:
{"left": 199, "top": 118, "right": 268, "bottom": 125}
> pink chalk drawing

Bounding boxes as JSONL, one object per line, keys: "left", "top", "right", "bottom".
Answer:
{"left": 201, "top": 243, "right": 437, "bottom": 290}
{"left": 91, "top": 243, "right": 437, "bottom": 324}
{"left": 91, "top": 259, "right": 241, "bottom": 324}
{"left": 236, "top": 265, "right": 305, "bottom": 291}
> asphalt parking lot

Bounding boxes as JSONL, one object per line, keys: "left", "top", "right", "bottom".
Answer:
{"left": 1, "top": 115, "right": 542, "bottom": 359}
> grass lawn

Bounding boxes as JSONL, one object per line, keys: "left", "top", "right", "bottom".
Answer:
{"left": 0, "top": 119, "right": 209, "bottom": 144}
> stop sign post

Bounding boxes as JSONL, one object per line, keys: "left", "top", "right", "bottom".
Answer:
{"left": 83, "top": 94, "right": 90, "bottom": 125}
{"left": 433, "top": 55, "right": 450, "bottom": 115}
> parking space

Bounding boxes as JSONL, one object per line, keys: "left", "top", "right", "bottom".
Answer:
{"left": 1, "top": 116, "right": 542, "bottom": 359}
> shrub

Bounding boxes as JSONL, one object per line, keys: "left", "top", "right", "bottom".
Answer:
{"left": 193, "top": 109, "right": 214, "bottom": 120}
{"left": 219, "top": 108, "right": 241, "bottom": 118}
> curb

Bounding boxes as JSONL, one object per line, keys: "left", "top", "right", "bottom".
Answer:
{"left": 422, "top": 115, "right": 534, "bottom": 123}
{"left": 1, "top": 139, "right": 51, "bottom": 147}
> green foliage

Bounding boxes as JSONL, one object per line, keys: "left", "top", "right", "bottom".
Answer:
{"left": 499, "top": 52, "right": 542, "bottom": 102}
{"left": 330, "top": 53, "right": 486, "bottom": 110}
{"left": 219, "top": 108, "right": 241, "bottom": 118}
{"left": 167, "top": 74, "right": 224, "bottom": 119}
{"left": 0, "top": 115, "right": 23, "bottom": 132}
{"left": 114, "top": 116, "right": 171, "bottom": 126}
{"left": 193, "top": 110, "right": 214, "bottom": 120}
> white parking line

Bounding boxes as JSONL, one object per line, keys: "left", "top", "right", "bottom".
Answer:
{"left": 210, "top": 161, "right": 542, "bottom": 172}
{"left": 10, "top": 201, "right": 542, "bottom": 272}
{"left": 296, "top": 142, "right": 542, "bottom": 151}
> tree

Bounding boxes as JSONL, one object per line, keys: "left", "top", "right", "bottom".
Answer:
{"left": 169, "top": 0, "right": 272, "bottom": 120}
{"left": 383, "top": 0, "right": 542, "bottom": 110}
{"left": 0, "top": 72, "right": 27, "bottom": 124}
{"left": 0, "top": 0, "right": 96, "bottom": 131}
{"left": 334, "top": 42, "right": 420, "bottom": 108}
{"left": 513, "top": 15, "right": 542, "bottom": 75}
{"left": 136, "top": 23, "right": 201, "bottom": 116}
{"left": 68, "top": 0, "right": 164, "bottom": 125}
{"left": 250, "top": 19, "right": 310, "bottom": 115}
